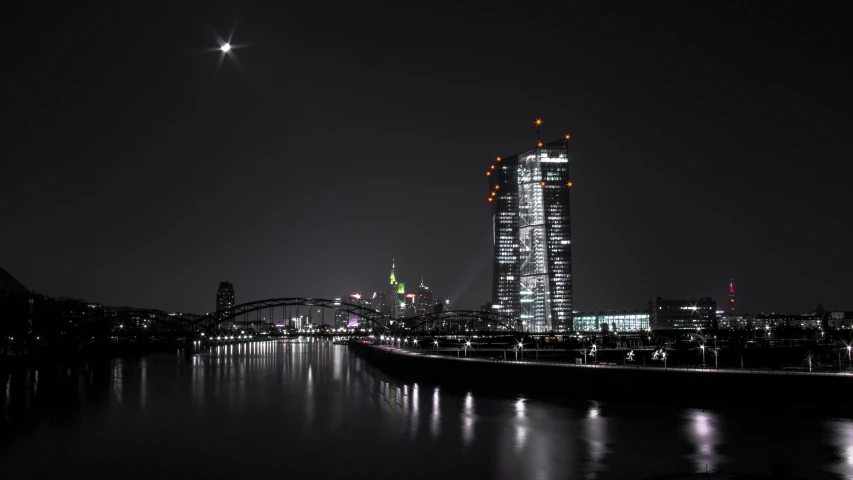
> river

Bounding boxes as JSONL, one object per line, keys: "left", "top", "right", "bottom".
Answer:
{"left": 2, "top": 339, "right": 852, "bottom": 479}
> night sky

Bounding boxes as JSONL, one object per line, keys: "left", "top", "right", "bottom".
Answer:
{"left": 3, "top": 1, "right": 851, "bottom": 315}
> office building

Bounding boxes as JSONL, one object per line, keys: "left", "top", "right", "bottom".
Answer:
{"left": 335, "top": 293, "right": 371, "bottom": 328}
{"left": 488, "top": 135, "right": 573, "bottom": 332}
{"left": 216, "top": 281, "right": 236, "bottom": 328}
{"left": 416, "top": 276, "right": 434, "bottom": 316}
{"left": 574, "top": 310, "right": 650, "bottom": 333}
{"left": 375, "top": 290, "right": 391, "bottom": 317}
{"left": 649, "top": 297, "right": 716, "bottom": 330}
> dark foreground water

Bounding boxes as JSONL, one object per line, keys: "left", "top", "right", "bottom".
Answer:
{"left": 2, "top": 339, "right": 852, "bottom": 479}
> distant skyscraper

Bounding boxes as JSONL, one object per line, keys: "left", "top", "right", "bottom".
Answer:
{"left": 389, "top": 259, "right": 397, "bottom": 318}
{"left": 416, "top": 276, "right": 433, "bottom": 316}
{"left": 389, "top": 258, "right": 407, "bottom": 318}
{"left": 488, "top": 129, "right": 573, "bottom": 332}
{"left": 375, "top": 290, "right": 391, "bottom": 316}
{"left": 216, "top": 281, "right": 235, "bottom": 327}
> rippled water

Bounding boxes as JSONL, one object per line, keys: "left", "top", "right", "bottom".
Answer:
{"left": 2, "top": 339, "right": 852, "bottom": 479}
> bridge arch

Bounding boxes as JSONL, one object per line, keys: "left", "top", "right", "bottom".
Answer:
{"left": 82, "top": 300, "right": 525, "bottom": 337}
{"left": 191, "top": 298, "right": 394, "bottom": 332}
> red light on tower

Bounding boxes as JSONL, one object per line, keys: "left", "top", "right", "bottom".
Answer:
{"left": 565, "top": 134, "right": 571, "bottom": 140}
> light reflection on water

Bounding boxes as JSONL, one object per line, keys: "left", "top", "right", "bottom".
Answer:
{"left": 1, "top": 339, "right": 852, "bottom": 479}
{"left": 431, "top": 387, "right": 440, "bottom": 438}
{"left": 585, "top": 400, "right": 608, "bottom": 479}
{"left": 684, "top": 408, "right": 721, "bottom": 471}
{"left": 832, "top": 420, "right": 853, "bottom": 478}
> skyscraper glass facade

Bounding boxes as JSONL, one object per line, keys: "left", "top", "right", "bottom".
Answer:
{"left": 489, "top": 138, "right": 573, "bottom": 332}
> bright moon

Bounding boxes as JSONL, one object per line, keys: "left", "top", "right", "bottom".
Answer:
{"left": 220, "top": 43, "right": 231, "bottom": 53}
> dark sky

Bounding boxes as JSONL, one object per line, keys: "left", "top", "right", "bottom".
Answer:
{"left": 3, "top": 1, "right": 851, "bottom": 315}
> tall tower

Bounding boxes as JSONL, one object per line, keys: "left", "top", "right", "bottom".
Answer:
{"left": 417, "top": 276, "right": 433, "bottom": 316}
{"left": 390, "top": 259, "right": 400, "bottom": 318}
{"left": 728, "top": 279, "right": 735, "bottom": 313}
{"left": 487, "top": 120, "right": 573, "bottom": 332}
{"left": 216, "top": 281, "right": 236, "bottom": 329}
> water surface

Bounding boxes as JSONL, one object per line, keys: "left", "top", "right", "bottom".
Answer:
{"left": 2, "top": 339, "right": 851, "bottom": 479}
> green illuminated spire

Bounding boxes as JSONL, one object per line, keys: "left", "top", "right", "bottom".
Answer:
{"left": 389, "top": 258, "right": 397, "bottom": 285}
{"left": 398, "top": 283, "right": 405, "bottom": 295}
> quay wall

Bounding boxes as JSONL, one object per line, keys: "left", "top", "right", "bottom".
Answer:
{"left": 351, "top": 342, "right": 853, "bottom": 412}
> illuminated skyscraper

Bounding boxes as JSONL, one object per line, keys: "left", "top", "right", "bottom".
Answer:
{"left": 389, "top": 259, "right": 406, "bottom": 318}
{"left": 487, "top": 130, "right": 573, "bottom": 332}
{"left": 416, "top": 276, "right": 433, "bottom": 316}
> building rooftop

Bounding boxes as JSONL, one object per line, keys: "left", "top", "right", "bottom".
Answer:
{"left": 0, "top": 266, "right": 29, "bottom": 296}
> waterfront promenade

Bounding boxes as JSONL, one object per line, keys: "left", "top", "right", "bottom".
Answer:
{"left": 354, "top": 342, "right": 853, "bottom": 411}
{"left": 371, "top": 344, "right": 853, "bottom": 378}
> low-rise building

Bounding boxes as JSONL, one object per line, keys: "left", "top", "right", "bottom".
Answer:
{"left": 573, "top": 310, "right": 649, "bottom": 332}
{"left": 649, "top": 297, "right": 716, "bottom": 331}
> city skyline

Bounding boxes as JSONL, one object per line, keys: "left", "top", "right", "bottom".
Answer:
{"left": 3, "top": 2, "right": 851, "bottom": 315}
{"left": 5, "top": 4, "right": 853, "bottom": 478}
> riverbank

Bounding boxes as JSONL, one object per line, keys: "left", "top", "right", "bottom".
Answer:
{"left": 0, "top": 341, "right": 185, "bottom": 372}
{"left": 351, "top": 342, "right": 853, "bottom": 413}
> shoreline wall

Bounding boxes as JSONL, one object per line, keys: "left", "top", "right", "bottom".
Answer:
{"left": 351, "top": 342, "right": 853, "bottom": 412}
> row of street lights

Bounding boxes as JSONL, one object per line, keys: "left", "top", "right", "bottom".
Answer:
{"left": 375, "top": 335, "right": 528, "bottom": 360}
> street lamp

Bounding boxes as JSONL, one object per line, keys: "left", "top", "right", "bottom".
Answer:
{"left": 700, "top": 344, "right": 706, "bottom": 366}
